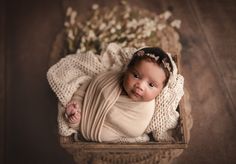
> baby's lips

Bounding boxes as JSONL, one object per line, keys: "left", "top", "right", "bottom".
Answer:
{"left": 133, "top": 89, "right": 142, "bottom": 97}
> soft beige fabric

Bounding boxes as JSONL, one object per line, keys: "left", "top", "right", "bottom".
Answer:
{"left": 80, "top": 71, "right": 122, "bottom": 141}
{"left": 101, "top": 95, "right": 155, "bottom": 142}
{"left": 47, "top": 43, "right": 184, "bottom": 141}
{"left": 66, "top": 72, "right": 154, "bottom": 143}
{"left": 78, "top": 71, "right": 155, "bottom": 142}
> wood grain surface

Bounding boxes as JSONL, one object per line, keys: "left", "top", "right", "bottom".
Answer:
{"left": 0, "top": 0, "right": 6, "bottom": 163}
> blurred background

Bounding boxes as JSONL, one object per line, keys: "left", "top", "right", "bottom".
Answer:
{"left": 1, "top": 0, "right": 236, "bottom": 163}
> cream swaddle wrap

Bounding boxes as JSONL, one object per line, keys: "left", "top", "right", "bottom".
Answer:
{"left": 76, "top": 71, "right": 155, "bottom": 142}
{"left": 101, "top": 95, "right": 155, "bottom": 142}
{"left": 47, "top": 43, "right": 184, "bottom": 142}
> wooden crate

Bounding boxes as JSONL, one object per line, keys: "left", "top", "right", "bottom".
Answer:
{"left": 49, "top": 30, "right": 192, "bottom": 164}
{"left": 59, "top": 96, "right": 190, "bottom": 163}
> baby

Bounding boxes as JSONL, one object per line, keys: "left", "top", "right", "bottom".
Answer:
{"left": 64, "top": 47, "right": 174, "bottom": 142}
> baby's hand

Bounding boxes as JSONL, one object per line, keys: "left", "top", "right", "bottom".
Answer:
{"left": 65, "top": 101, "right": 81, "bottom": 125}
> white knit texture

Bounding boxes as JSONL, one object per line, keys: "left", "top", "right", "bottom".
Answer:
{"left": 47, "top": 43, "right": 184, "bottom": 142}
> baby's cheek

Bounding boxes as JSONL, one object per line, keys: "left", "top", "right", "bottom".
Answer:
{"left": 155, "top": 89, "right": 162, "bottom": 97}
{"left": 124, "top": 78, "right": 131, "bottom": 88}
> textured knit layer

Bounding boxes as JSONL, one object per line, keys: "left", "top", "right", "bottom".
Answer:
{"left": 47, "top": 43, "right": 184, "bottom": 141}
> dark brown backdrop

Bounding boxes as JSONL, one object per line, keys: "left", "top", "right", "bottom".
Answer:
{"left": 1, "top": 0, "right": 236, "bottom": 164}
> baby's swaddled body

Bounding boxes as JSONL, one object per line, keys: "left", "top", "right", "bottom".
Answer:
{"left": 71, "top": 72, "right": 155, "bottom": 142}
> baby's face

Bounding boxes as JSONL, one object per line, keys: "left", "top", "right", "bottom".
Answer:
{"left": 123, "top": 60, "right": 166, "bottom": 102}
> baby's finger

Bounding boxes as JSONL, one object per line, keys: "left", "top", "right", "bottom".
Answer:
{"left": 75, "top": 113, "right": 80, "bottom": 119}
{"left": 75, "top": 103, "right": 80, "bottom": 110}
{"left": 73, "top": 112, "right": 80, "bottom": 119}
{"left": 69, "top": 116, "right": 79, "bottom": 124}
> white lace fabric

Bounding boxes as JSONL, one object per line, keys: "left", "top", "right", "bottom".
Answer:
{"left": 47, "top": 43, "right": 184, "bottom": 142}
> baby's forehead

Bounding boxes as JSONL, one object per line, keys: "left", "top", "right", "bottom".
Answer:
{"left": 129, "top": 60, "right": 166, "bottom": 82}
{"left": 132, "top": 58, "right": 160, "bottom": 69}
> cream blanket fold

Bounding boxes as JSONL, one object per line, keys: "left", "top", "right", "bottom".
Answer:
{"left": 81, "top": 71, "right": 122, "bottom": 142}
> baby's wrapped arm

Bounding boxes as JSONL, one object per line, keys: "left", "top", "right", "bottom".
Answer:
{"left": 47, "top": 52, "right": 108, "bottom": 136}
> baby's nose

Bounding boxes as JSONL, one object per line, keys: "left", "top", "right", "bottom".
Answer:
{"left": 135, "top": 81, "right": 145, "bottom": 91}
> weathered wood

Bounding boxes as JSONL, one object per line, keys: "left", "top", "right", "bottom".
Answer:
{"left": 0, "top": 0, "right": 6, "bottom": 163}
{"left": 159, "top": 0, "right": 236, "bottom": 163}
{"left": 191, "top": 0, "right": 236, "bottom": 108}
{"left": 5, "top": 0, "right": 74, "bottom": 163}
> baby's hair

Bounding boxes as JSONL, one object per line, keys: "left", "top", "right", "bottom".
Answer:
{"left": 128, "top": 47, "right": 173, "bottom": 86}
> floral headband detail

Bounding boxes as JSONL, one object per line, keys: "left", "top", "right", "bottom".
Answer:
{"left": 136, "top": 50, "right": 172, "bottom": 72}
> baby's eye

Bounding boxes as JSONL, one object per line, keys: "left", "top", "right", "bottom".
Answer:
{"left": 149, "top": 83, "right": 155, "bottom": 88}
{"left": 133, "top": 73, "right": 139, "bottom": 78}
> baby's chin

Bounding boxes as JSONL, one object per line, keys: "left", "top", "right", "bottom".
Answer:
{"left": 128, "top": 95, "right": 146, "bottom": 102}
{"left": 129, "top": 95, "right": 156, "bottom": 102}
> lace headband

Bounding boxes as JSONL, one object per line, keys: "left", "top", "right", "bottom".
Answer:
{"left": 136, "top": 50, "right": 172, "bottom": 72}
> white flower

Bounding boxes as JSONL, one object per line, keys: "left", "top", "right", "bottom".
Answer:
{"left": 64, "top": 22, "right": 70, "bottom": 27}
{"left": 110, "top": 28, "right": 116, "bottom": 33}
{"left": 66, "top": 7, "right": 73, "bottom": 16}
{"left": 120, "top": 33, "right": 126, "bottom": 38}
{"left": 157, "top": 24, "right": 166, "bottom": 30}
{"left": 137, "top": 35, "right": 142, "bottom": 39}
{"left": 127, "top": 34, "right": 135, "bottom": 39}
{"left": 80, "top": 46, "right": 86, "bottom": 52}
{"left": 64, "top": 2, "right": 178, "bottom": 54}
{"left": 68, "top": 29, "right": 75, "bottom": 40}
{"left": 99, "top": 23, "right": 106, "bottom": 31}
{"left": 127, "top": 19, "right": 138, "bottom": 29}
{"left": 121, "top": 0, "right": 127, "bottom": 5}
{"left": 116, "top": 24, "right": 122, "bottom": 30}
{"left": 104, "top": 38, "right": 109, "bottom": 42}
{"left": 86, "top": 21, "right": 91, "bottom": 26}
{"left": 171, "top": 20, "right": 181, "bottom": 29}
{"left": 142, "top": 30, "right": 152, "bottom": 38}
{"left": 87, "top": 30, "right": 96, "bottom": 40}
{"left": 121, "top": 41, "right": 127, "bottom": 47}
{"left": 110, "top": 34, "right": 117, "bottom": 41}
{"left": 70, "top": 11, "right": 77, "bottom": 25}
{"left": 81, "top": 37, "right": 86, "bottom": 43}
{"left": 138, "top": 18, "right": 146, "bottom": 26}
{"left": 123, "top": 12, "right": 130, "bottom": 19}
{"left": 92, "top": 4, "right": 99, "bottom": 10}
{"left": 98, "top": 33, "right": 107, "bottom": 40}
{"left": 140, "top": 42, "right": 146, "bottom": 47}
{"left": 144, "top": 20, "right": 156, "bottom": 31}
{"left": 110, "top": 19, "right": 116, "bottom": 26}
{"left": 163, "top": 11, "right": 172, "bottom": 20}
{"left": 76, "top": 48, "right": 81, "bottom": 54}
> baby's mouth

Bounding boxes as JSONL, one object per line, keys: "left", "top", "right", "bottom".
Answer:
{"left": 132, "top": 90, "right": 142, "bottom": 97}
